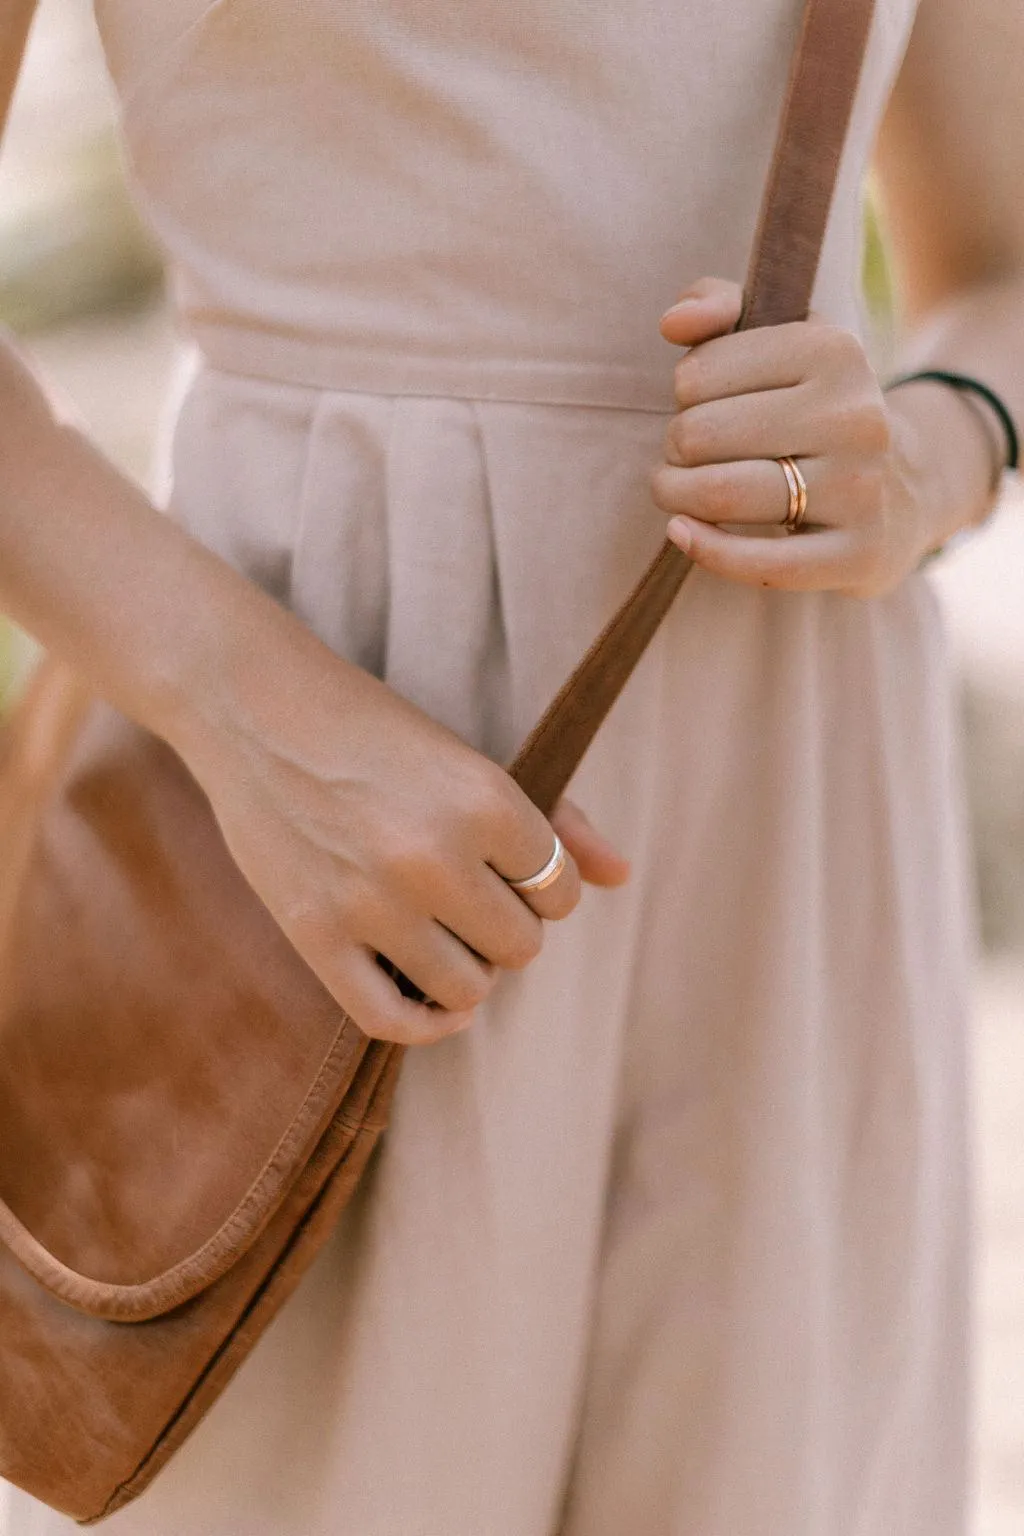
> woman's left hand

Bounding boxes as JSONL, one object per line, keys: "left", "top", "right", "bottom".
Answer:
{"left": 650, "top": 276, "right": 991, "bottom": 598}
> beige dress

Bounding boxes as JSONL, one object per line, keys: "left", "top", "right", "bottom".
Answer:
{"left": 7, "top": 1, "right": 973, "bottom": 1532}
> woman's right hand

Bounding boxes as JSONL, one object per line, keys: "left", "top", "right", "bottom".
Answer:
{"left": 0, "top": 317, "right": 616, "bottom": 1045}
{"left": 176, "top": 599, "right": 581, "bottom": 1044}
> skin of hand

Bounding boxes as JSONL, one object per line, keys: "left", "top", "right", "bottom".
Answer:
{"left": 650, "top": 276, "right": 998, "bottom": 595}
{"left": 174, "top": 604, "right": 566, "bottom": 1046}
{"left": 173, "top": 588, "right": 636, "bottom": 1048}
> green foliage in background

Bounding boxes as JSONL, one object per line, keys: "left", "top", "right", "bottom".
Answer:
{"left": 863, "top": 197, "right": 895, "bottom": 327}
{"left": 0, "top": 621, "right": 20, "bottom": 718}
{"left": 0, "top": 621, "right": 37, "bottom": 718}
{"left": 0, "top": 132, "right": 162, "bottom": 334}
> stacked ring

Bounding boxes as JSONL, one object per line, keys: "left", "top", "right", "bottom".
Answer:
{"left": 506, "top": 834, "right": 566, "bottom": 895}
{"left": 776, "top": 455, "right": 808, "bottom": 533}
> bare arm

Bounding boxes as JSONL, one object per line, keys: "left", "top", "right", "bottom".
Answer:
{"left": 0, "top": 5, "right": 620, "bottom": 1040}
{"left": 0, "top": 0, "right": 32, "bottom": 136}
{"left": 0, "top": 0, "right": 271, "bottom": 736}
{"left": 873, "top": 0, "right": 1024, "bottom": 498}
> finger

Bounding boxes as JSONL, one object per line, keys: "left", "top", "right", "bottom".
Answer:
{"left": 662, "top": 384, "right": 826, "bottom": 469}
{"left": 371, "top": 910, "right": 498, "bottom": 1016}
{"left": 651, "top": 455, "right": 830, "bottom": 529}
{"left": 434, "top": 866, "right": 546, "bottom": 972}
{"left": 551, "top": 798, "right": 631, "bottom": 888}
{"left": 333, "top": 945, "right": 478, "bottom": 1045}
{"left": 487, "top": 808, "right": 582, "bottom": 922}
{"left": 658, "top": 277, "right": 745, "bottom": 348}
{"left": 671, "top": 321, "right": 828, "bottom": 409}
{"left": 665, "top": 514, "right": 866, "bottom": 593}
{"left": 492, "top": 833, "right": 582, "bottom": 922}
{"left": 510, "top": 848, "right": 582, "bottom": 922}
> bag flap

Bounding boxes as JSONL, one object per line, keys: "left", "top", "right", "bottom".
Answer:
{"left": 0, "top": 678, "right": 373, "bottom": 1322}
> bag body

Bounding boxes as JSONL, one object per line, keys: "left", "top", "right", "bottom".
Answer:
{"left": 0, "top": 664, "right": 400, "bottom": 1521}
{"left": 0, "top": 0, "right": 874, "bottom": 1519}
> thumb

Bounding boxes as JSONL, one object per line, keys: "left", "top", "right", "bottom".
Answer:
{"left": 659, "top": 275, "right": 744, "bottom": 348}
{"left": 551, "top": 798, "right": 631, "bottom": 889}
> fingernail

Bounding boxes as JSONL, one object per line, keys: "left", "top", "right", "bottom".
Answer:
{"left": 660, "top": 298, "right": 702, "bottom": 321}
{"left": 667, "top": 517, "right": 692, "bottom": 553}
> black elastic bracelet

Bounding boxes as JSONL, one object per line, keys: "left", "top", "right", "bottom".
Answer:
{"left": 885, "top": 368, "right": 1019, "bottom": 474}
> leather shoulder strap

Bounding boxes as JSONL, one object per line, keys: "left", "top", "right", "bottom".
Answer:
{"left": 510, "top": 0, "right": 876, "bottom": 814}
{"left": 741, "top": 0, "right": 879, "bottom": 331}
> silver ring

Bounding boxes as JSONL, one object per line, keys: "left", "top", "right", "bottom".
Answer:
{"left": 506, "top": 833, "right": 566, "bottom": 895}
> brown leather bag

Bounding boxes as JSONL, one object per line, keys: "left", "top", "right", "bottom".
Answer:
{"left": 0, "top": 0, "right": 874, "bottom": 1522}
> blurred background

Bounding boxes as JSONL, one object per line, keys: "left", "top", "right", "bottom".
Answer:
{"left": 0, "top": 2, "right": 1022, "bottom": 1530}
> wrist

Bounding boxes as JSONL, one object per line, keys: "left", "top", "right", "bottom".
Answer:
{"left": 155, "top": 547, "right": 380, "bottom": 792}
{"left": 884, "top": 378, "right": 998, "bottom": 556}
{"left": 141, "top": 546, "right": 302, "bottom": 770}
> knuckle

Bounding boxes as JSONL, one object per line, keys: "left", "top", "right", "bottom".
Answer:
{"left": 673, "top": 356, "right": 705, "bottom": 409}
{"left": 443, "top": 757, "right": 501, "bottom": 830}
{"left": 854, "top": 399, "right": 892, "bottom": 456}
{"left": 650, "top": 463, "right": 682, "bottom": 513}
{"left": 462, "top": 964, "right": 497, "bottom": 1008}
{"left": 670, "top": 411, "right": 710, "bottom": 468}
{"left": 470, "top": 764, "right": 520, "bottom": 829}
{"left": 442, "top": 976, "right": 490, "bottom": 1014}
{"left": 805, "top": 324, "right": 836, "bottom": 366}
{"left": 499, "top": 924, "right": 544, "bottom": 971}
{"left": 662, "top": 419, "right": 683, "bottom": 466}
{"left": 279, "top": 888, "right": 334, "bottom": 946}
{"left": 821, "top": 323, "right": 864, "bottom": 367}
{"left": 358, "top": 999, "right": 406, "bottom": 1042}
{"left": 665, "top": 412, "right": 688, "bottom": 463}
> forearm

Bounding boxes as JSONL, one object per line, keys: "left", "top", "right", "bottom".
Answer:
{"left": 880, "top": 272, "right": 1024, "bottom": 552}
{"left": 0, "top": 333, "right": 284, "bottom": 748}
{"left": 870, "top": 0, "right": 1024, "bottom": 555}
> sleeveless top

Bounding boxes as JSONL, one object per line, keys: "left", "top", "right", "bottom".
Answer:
{"left": 93, "top": 0, "right": 919, "bottom": 411}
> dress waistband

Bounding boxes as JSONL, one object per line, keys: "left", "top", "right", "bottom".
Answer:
{"left": 189, "top": 322, "right": 678, "bottom": 414}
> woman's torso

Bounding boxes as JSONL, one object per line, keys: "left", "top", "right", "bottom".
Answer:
{"left": 94, "top": 0, "right": 918, "bottom": 409}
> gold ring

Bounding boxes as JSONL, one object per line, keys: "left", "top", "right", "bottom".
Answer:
{"left": 507, "top": 834, "right": 566, "bottom": 895}
{"left": 776, "top": 456, "right": 808, "bottom": 533}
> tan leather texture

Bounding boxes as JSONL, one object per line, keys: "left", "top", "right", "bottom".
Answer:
{"left": 0, "top": 0, "right": 874, "bottom": 1521}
